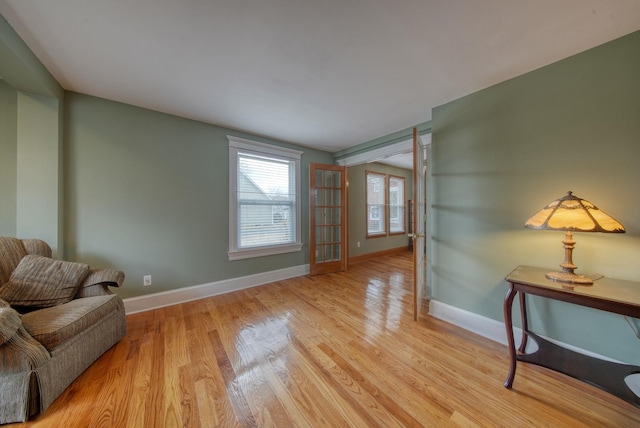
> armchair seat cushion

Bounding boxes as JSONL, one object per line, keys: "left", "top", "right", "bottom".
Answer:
{"left": 21, "top": 295, "right": 121, "bottom": 352}
{"left": 0, "top": 255, "right": 90, "bottom": 309}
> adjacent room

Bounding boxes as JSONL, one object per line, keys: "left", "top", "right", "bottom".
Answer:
{"left": 1, "top": 1, "right": 640, "bottom": 426}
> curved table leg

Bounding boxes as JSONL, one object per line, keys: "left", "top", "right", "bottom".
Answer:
{"left": 517, "top": 291, "right": 528, "bottom": 353}
{"left": 503, "top": 283, "right": 518, "bottom": 388}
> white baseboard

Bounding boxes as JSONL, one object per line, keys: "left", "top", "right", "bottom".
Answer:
{"left": 123, "top": 264, "right": 309, "bottom": 314}
{"left": 429, "top": 299, "right": 623, "bottom": 362}
{"left": 429, "top": 299, "right": 520, "bottom": 347}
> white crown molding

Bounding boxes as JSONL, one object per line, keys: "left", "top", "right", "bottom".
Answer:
{"left": 336, "top": 138, "right": 413, "bottom": 167}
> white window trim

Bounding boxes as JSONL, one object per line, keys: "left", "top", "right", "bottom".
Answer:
{"left": 227, "top": 135, "right": 303, "bottom": 261}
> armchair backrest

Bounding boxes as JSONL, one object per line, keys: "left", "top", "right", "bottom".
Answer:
{"left": 21, "top": 239, "right": 52, "bottom": 258}
{"left": 0, "top": 237, "right": 28, "bottom": 286}
{"left": 0, "top": 237, "right": 52, "bottom": 287}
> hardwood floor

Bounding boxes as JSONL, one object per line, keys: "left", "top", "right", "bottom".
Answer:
{"left": 11, "top": 252, "right": 640, "bottom": 427}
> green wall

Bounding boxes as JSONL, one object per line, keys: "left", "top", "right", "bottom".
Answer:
{"left": 64, "top": 92, "right": 333, "bottom": 298}
{"left": 431, "top": 30, "right": 640, "bottom": 363}
{"left": 0, "top": 16, "right": 62, "bottom": 99}
{"left": 0, "top": 80, "right": 17, "bottom": 236}
{"left": 16, "top": 92, "right": 63, "bottom": 249}
{"left": 347, "top": 162, "right": 412, "bottom": 258}
{"left": 1, "top": 13, "right": 334, "bottom": 298}
{"left": 1, "top": 12, "right": 334, "bottom": 299}
{"left": 0, "top": 15, "right": 64, "bottom": 254}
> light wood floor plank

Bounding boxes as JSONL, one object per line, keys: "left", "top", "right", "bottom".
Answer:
{"left": 9, "top": 252, "right": 640, "bottom": 427}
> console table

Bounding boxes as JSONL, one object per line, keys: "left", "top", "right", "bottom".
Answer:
{"left": 503, "top": 265, "right": 640, "bottom": 407}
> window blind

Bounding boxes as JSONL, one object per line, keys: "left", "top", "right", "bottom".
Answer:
{"left": 237, "top": 150, "right": 296, "bottom": 248}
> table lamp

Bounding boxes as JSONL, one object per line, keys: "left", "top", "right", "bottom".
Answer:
{"left": 524, "top": 191, "right": 625, "bottom": 284}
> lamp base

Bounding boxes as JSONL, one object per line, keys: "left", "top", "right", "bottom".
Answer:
{"left": 544, "top": 230, "right": 593, "bottom": 285}
{"left": 545, "top": 271, "right": 593, "bottom": 285}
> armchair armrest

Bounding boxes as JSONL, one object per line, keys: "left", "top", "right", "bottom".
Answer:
{"left": 0, "top": 319, "right": 50, "bottom": 374}
{"left": 75, "top": 269, "right": 125, "bottom": 298}
{"left": 0, "top": 307, "right": 22, "bottom": 346}
{"left": 0, "top": 297, "right": 50, "bottom": 373}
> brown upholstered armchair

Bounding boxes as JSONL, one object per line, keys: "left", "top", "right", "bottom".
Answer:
{"left": 0, "top": 236, "right": 126, "bottom": 423}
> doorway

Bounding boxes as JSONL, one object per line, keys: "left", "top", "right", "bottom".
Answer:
{"left": 334, "top": 131, "right": 432, "bottom": 318}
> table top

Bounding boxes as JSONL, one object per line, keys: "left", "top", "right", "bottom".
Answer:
{"left": 506, "top": 265, "right": 640, "bottom": 309}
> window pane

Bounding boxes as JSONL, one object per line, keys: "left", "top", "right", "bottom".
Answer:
{"left": 324, "top": 190, "right": 332, "bottom": 206}
{"left": 324, "top": 226, "right": 332, "bottom": 243}
{"left": 333, "top": 171, "right": 341, "bottom": 188}
{"left": 367, "top": 172, "right": 386, "bottom": 235}
{"left": 323, "top": 207, "right": 331, "bottom": 225}
{"left": 324, "top": 170, "right": 333, "bottom": 187}
{"left": 389, "top": 176, "right": 405, "bottom": 233}
{"left": 237, "top": 151, "right": 296, "bottom": 248}
{"left": 324, "top": 245, "right": 333, "bottom": 261}
{"left": 315, "top": 207, "right": 323, "bottom": 225}
{"left": 368, "top": 205, "right": 385, "bottom": 234}
{"left": 333, "top": 226, "right": 340, "bottom": 241}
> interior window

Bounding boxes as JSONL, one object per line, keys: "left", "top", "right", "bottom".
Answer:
{"left": 228, "top": 136, "right": 302, "bottom": 260}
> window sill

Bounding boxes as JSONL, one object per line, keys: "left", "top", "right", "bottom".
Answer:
{"left": 228, "top": 243, "right": 303, "bottom": 261}
{"left": 366, "top": 233, "right": 387, "bottom": 239}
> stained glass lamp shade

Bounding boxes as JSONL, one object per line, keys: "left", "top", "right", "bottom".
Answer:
{"left": 524, "top": 191, "right": 625, "bottom": 284}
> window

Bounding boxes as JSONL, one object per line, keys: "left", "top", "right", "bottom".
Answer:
{"left": 366, "top": 172, "right": 386, "bottom": 236}
{"left": 228, "top": 136, "right": 303, "bottom": 260}
{"left": 366, "top": 171, "right": 406, "bottom": 237}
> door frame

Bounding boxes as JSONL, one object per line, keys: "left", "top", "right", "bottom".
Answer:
{"left": 412, "top": 128, "right": 428, "bottom": 321}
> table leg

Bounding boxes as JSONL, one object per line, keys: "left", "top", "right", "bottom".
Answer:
{"left": 503, "top": 282, "right": 517, "bottom": 388}
{"left": 518, "top": 291, "right": 528, "bottom": 353}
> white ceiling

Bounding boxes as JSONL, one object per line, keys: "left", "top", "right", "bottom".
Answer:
{"left": 377, "top": 152, "right": 414, "bottom": 170}
{"left": 1, "top": 1, "right": 639, "bottom": 153}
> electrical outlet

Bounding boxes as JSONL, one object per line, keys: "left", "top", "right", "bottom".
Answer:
{"left": 143, "top": 275, "right": 152, "bottom": 286}
{"left": 357, "top": 241, "right": 360, "bottom": 248}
